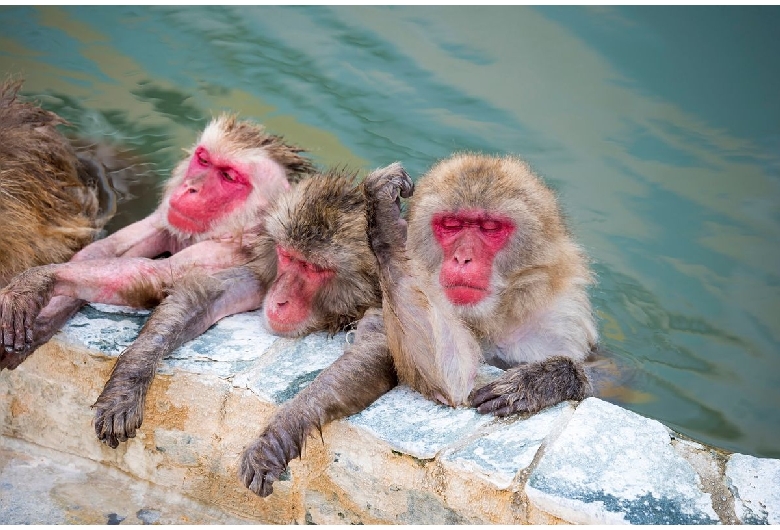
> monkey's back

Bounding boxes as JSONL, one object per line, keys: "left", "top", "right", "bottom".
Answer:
{"left": 0, "top": 79, "right": 105, "bottom": 286}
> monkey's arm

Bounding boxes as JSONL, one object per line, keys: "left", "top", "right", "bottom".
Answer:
{"left": 71, "top": 210, "right": 172, "bottom": 260}
{"left": 363, "top": 164, "right": 481, "bottom": 406}
{"left": 0, "top": 238, "right": 247, "bottom": 357}
{"left": 0, "top": 213, "right": 174, "bottom": 368}
{"left": 239, "top": 308, "right": 396, "bottom": 497}
{"left": 95, "top": 265, "right": 266, "bottom": 448}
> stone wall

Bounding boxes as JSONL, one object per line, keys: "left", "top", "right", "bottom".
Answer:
{"left": 0, "top": 304, "right": 778, "bottom": 524}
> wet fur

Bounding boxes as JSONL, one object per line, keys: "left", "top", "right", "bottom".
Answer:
{"left": 0, "top": 110, "right": 315, "bottom": 366}
{"left": 0, "top": 78, "right": 120, "bottom": 286}
{"left": 94, "top": 169, "right": 383, "bottom": 448}
{"left": 237, "top": 156, "right": 600, "bottom": 497}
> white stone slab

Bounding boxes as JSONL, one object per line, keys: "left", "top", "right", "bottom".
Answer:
{"left": 233, "top": 331, "right": 348, "bottom": 404}
{"left": 442, "top": 402, "right": 573, "bottom": 489}
{"left": 347, "top": 385, "right": 494, "bottom": 460}
{"left": 58, "top": 303, "right": 149, "bottom": 356}
{"left": 726, "top": 453, "right": 780, "bottom": 524}
{"left": 162, "top": 310, "right": 278, "bottom": 377}
{"left": 526, "top": 397, "right": 719, "bottom": 524}
{"left": 58, "top": 304, "right": 278, "bottom": 377}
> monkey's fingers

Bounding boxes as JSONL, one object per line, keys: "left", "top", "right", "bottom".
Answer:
{"left": 23, "top": 301, "right": 35, "bottom": 346}
{"left": 365, "top": 162, "right": 413, "bottom": 202}
{"left": 94, "top": 411, "right": 120, "bottom": 449}
{"left": 13, "top": 307, "right": 26, "bottom": 353}
{"left": 239, "top": 445, "right": 282, "bottom": 498}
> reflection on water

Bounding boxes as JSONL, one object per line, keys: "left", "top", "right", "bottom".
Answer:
{"left": 1, "top": 5, "right": 778, "bottom": 458}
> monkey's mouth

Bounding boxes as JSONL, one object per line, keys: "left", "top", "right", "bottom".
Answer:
{"left": 442, "top": 284, "right": 489, "bottom": 305}
{"left": 167, "top": 205, "right": 209, "bottom": 234}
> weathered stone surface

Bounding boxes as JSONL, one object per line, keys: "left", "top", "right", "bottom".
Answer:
{"left": 233, "top": 331, "right": 348, "bottom": 404}
{"left": 726, "top": 453, "right": 780, "bottom": 524}
{"left": 2, "top": 304, "right": 779, "bottom": 525}
{"left": 347, "top": 385, "right": 494, "bottom": 460}
{"left": 526, "top": 397, "right": 719, "bottom": 524}
{"left": 0, "top": 436, "right": 254, "bottom": 524}
{"left": 305, "top": 422, "right": 474, "bottom": 524}
{"left": 442, "top": 401, "right": 574, "bottom": 489}
{"left": 161, "top": 310, "right": 278, "bottom": 377}
{"left": 59, "top": 303, "right": 149, "bottom": 356}
{"left": 61, "top": 304, "right": 278, "bottom": 377}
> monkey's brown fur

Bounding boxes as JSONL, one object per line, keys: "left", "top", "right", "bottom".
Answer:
{"left": 392, "top": 154, "right": 597, "bottom": 406}
{"left": 94, "top": 168, "right": 383, "bottom": 448}
{"left": 0, "top": 110, "right": 314, "bottom": 366}
{"left": 214, "top": 114, "right": 314, "bottom": 183}
{"left": 239, "top": 157, "right": 598, "bottom": 497}
{"left": 0, "top": 78, "right": 118, "bottom": 286}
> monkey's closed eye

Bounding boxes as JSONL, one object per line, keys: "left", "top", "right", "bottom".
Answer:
{"left": 480, "top": 220, "right": 502, "bottom": 232}
{"left": 220, "top": 169, "right": 235, "bottom": 182}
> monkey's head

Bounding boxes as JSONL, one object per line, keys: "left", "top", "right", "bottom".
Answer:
{"left": 261, "top": 169, "right": 380, "bottom": 337}
{"left": 160, "top": 114, "right": 315, "bottom": 243}
{"left": 408, "top": 153, "right": 570, "bottom": 321}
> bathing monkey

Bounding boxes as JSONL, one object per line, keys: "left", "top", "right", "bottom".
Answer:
{"left": 0, "top": 114, "right": 314, "bottom": 368}
{"left": 239, "top": 155, "right": 598, "bottom": 496}
{"left": 94, "top": 167, "right": 384, "bottom": 448}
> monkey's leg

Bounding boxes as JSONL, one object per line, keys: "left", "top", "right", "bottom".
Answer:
{"left": 363, "top": 164, "right": 481, "bottom": 406}
{"left": 94, "top": 265, "right": 265, "bottom": 448}
{"left": 470, "top": 356, "right": 590, "bottom": 416}
{"left": 239, "top": 308, "right": 396, "bottom": 497}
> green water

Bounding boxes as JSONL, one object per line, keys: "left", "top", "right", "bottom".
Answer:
{"left": 1, "top": 6, "right": 778, "bottom": 458}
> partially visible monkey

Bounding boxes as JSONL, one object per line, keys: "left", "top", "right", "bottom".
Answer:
{"left": 0, "top": 78, "right": 124, "bottom": 287}
{"left": 93, "top": 168, "right": 383, "bottom": 448}
{"left": 239, "top": 156, "right": 598, "bottom": 497}
{"left": 0, "top": 112, "right": 315, "bottom": 368}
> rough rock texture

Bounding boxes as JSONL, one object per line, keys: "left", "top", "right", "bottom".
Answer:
{"left": 0, "top": 303, "right": 778, "bottom": 524}
{"left": 0, "top": 437, "right": 253, "bottom": 524}
{"left": 726, "top": 453, "right": 780, "bottom": 524}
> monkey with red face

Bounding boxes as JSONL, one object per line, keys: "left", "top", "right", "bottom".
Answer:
{"left": 93, "top": 168, "right": 383, "bottom": 448}
{"left": 239, "top": 155, "right": 598, "bottom": 497}
{"left": 0, "top": 114, "right": 314, "bottom": 368}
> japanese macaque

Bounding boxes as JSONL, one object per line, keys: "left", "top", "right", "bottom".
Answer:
{"left": 0, "top": 113, "right": 314, "bottom": 369}
{"left": 0, "top": 78, "right": 123, "bottom": 287}
{"left": 93, "top": 169, "right": 382, "bottom": 448}
{"left": 239, "top": 156, "right": 598, "bottom": 497}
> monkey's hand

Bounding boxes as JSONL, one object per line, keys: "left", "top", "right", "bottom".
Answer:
{"left": 93, "top": 371, "right": 148, "bottom": 449}
{"left": 363, "top": 162, "right": 414, "bottom": 206}
{"left": 0, "top": 265, "right": 56, "bottom": 359}
{"left": 363, "top": 163, "right": 414, "bottom": 262}
{"left": 239, "top": 415, "right": 310, "bottom": 497}
{"left": 470, "top": 357, "right": 589, "bottom": 417}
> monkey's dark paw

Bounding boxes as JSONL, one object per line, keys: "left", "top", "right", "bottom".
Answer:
{"left": 239, "top": 436, "right": 289, "bottom": 498}
{"left": 364, "top": 162, "right": 414, "bottom": 203}
{"left": 471, "top": 357, "right": 588, "bottom": 417}
{"left": 93, "top": 388, "right": 145, "bottom": 449}
{"left": 0, "top": 270, "right": 55, "bottom": 356}
{"left": 0, "top": 348, "right": 33, "bottom": 371}
{"left": 470, "top": 379, "right": 530, "bottom": 417}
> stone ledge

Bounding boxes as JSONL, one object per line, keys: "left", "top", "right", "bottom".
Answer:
{"left": 0, "top": 304, "right": 778, "bottom": 524}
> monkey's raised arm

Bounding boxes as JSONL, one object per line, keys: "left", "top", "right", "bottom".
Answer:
{"left": 95, "top": 265, "right": 267, "bottom": 448}
{"left": 239, "top": 308, "right": 396, "bottom": 497}
{"left": 363, "top": 165, "right": 482, "bottom": 407}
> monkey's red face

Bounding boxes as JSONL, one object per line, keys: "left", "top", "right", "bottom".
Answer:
{"left": 432, "top": 210, "right": 515, "bottom": 306}
{"left": 167, "top": 146, "right": 253, "bottom": 234}
{"left": 264, "top": 246, "right": 335, "bottom": 335}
